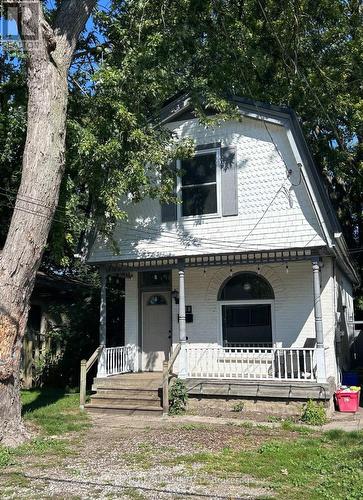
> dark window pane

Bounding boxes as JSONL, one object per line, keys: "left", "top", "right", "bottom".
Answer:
{"left": 250, "top": 305, "right": 271, "bottom": 326}
{"left": 219, "top": 272, "right": 274, "bottom": 300}
{"left": 182, "top": 184, "right": 217, "bottom": 216}
{"left": 141, "top": 271, "right": 171, "bottom": 287}
{"left": 222, "top": 304, "right": 272, "bottom": 345}
{"left": 181, "top": 154, "right": 216, "bottom": 186}
{"left": 226, "top": 306, "right": 249, "bottom": 327}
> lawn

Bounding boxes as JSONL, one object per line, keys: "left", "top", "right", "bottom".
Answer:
{"left": 0, "top": 389, "right": 89, "bottom": 472}
{"left": 0, "top": 389, "right": 362, "bottom": 499}
{"left": 169, "top": 429, "right": 363, "bottom": 499}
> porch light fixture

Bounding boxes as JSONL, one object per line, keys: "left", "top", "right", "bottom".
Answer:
{"left": 257, "top": 265, "right": 261, "bottom": 274}
{"left": 171, "top": 289, "right": 180, "bottom": 304}
{"left": 229, "top": 267, "right": 233, "bottom": 277}
{"left": 286, "top": 264, "right": 289, "bottom": 274}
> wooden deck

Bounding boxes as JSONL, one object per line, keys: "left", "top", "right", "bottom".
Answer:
{"left": 85, "top": 372, "right": 335, "bottom": 416}
{"left": 185, "top": 377, "right": 335, "bottom": 401}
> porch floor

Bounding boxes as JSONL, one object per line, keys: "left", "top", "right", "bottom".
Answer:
{"left": 86, "top": 372, "right": 335, "bottom": 417}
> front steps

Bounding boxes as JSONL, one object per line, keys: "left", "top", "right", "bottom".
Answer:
{"left": 85, "top": 372, "right": 163, "bottom": 416}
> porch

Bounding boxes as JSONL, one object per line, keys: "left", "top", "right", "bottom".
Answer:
{"left": 91, "top": 247, "right": 331, "bottom": 391}
{"left": 97, "top": 343, "right": 320, "bottom": 383}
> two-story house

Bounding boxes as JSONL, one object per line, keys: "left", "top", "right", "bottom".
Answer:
{"left": 86, "top": 94, "right": 359, "bottom": 415}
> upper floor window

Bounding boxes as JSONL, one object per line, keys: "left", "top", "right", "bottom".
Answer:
{"left": 179, "top": 151, "right": 219, "bottom": 217}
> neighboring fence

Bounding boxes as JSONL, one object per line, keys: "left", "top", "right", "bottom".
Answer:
{"left": 97, "top": 345, "right": 139, "bottom": 377}
{"left": 186, "top": 345, "right": 317, "bottom": 381}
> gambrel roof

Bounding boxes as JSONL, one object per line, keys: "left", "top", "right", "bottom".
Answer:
{"left": 158, "top": 94, "right": 359, "bottom": 284}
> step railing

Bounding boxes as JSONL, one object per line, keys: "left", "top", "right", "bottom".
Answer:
{"left": 80, "top": 345, "right": 104, "bottom": 410}
{"left": 98, "top": 344, "right": 138, "bottom": 378}
{"left": 186, "top": 345, "right": 317, "bottom": 381}
{"left": 162, "top": 343, "right": 182, "bottom": 416}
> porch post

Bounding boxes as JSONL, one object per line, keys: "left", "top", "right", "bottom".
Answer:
{"left": 312, "top": 259, "right": 327, "bottom": 383}
{"left": 98, "top": 268, "right": 107, "bottom": 377}
{"left": 178, "top": 265, "right": 188, "bottom": 379}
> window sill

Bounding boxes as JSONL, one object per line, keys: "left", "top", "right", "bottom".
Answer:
{"left": 178, "top": 213, "right": 222, "bottom": 223}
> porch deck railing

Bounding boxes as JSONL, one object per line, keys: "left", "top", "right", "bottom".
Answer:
{"left": 223, "top": 341, "right": 273, "bottom": 348}
{"left": 186, "top": 345, "right": 317, "bottom": 381}
{"left": 98, "top": 344, "right": 138, "bottom": 377}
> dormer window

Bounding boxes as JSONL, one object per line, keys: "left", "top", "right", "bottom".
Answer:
{"left": 178, "top": 150, "right": 219, "bottom": 218}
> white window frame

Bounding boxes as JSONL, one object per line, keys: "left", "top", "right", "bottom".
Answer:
{"left": 176, "top": 148, "right": 221, "bottom": 220}
{"left": 218, "top": 299, "right": 276, "bottom": 347}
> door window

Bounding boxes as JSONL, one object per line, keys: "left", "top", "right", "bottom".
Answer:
{"left": 147, "top": 294, "right": 167, "bottom": 306}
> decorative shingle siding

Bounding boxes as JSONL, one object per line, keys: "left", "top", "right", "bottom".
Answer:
{"left": 90, "top": 116, "right": 326, "bottom": 262}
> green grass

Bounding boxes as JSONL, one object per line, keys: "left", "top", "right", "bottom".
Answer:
{"left": 0, "top": 388, "right": 90, "bottom": 470}
{"left": 169, "top": 430, "right": 363, "bottom": 499}
{"left": 22, "top": 388, "right": 90, "bottom": 435}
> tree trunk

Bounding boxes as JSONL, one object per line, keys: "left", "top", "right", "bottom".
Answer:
{"left": 0, "top": 57, "right": 68, "bottom": 445}
{"left": 0, "top": 0, "right": 96, "bottom": 446}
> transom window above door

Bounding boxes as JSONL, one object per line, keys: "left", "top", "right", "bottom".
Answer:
{"left": 179, "top": 152, "right": 218, "bottom": 217}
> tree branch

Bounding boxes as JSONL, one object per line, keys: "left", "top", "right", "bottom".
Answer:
{"left": 53, "top": 0, "right": 98, "bottom": 66}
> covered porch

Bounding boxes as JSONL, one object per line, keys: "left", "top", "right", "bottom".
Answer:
{"left": 95, "top": 247, "right": 330, "bottom": 386}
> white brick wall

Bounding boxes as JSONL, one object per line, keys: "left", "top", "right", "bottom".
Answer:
{"left": 90, "top": 116, "right": 326, "bottom": 262}
{"left": 123, "top": 258, "right": 337, "bottom": 380}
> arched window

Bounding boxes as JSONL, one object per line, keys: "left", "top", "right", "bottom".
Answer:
{"left": 218, "top": 272, "right": 274, "bottom": 301}
{"left": 147, "top": 294, "right": 167, "bottom": 306}
{"left": 218, "top": 273, "right": 274, "bottom": 346}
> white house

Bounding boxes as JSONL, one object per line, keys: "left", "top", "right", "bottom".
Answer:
{"left": 87, "top": 95, "right": 359, "bottom": 413}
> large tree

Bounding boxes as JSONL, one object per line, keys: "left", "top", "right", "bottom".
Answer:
{"left": 0, "top": 0, "right": 98, "bottom": 446}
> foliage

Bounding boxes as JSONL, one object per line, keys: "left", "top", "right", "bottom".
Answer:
{"left": 0, "top": 1, "right": 362, "bottom": 293}
{"left": 301, "top": 399, "right": 328, "bottom": 426}
{"left": 232, "top": 401, "right": 245, "bottom": 413}
{"left": 172, "top": 430, "right": 363, "bottom": 499}
{"left": 169, "top": 378, "right": 188, "bottom": 415}
{"left": 35, "top": 288, "right": 101, "bottom": 389}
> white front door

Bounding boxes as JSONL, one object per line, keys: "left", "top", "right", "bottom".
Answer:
{"left": 142, "top": 291, "right": 171, "bottom": 371}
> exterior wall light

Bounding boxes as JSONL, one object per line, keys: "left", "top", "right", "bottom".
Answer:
{"left": 171, "top": 289, "right": 180, "bottom": 304}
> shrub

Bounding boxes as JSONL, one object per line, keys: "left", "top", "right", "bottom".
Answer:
{"left": 232, "top": 401, "right": 244, "bottom": 412}
{"left": 169, "top": 378, "right": 188, "bottom": 415}
{"left": 301, "top": 399, "right": 327, "bottom": 426}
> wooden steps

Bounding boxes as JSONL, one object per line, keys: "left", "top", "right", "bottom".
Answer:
{"left": 85, "top": 372, "right": 163, "bottom": 416}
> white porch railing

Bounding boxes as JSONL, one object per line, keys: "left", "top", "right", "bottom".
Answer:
{"left": 186, "top": 345, "right": 317, "bottom": 381}
{"left": 223, "top": 341, "right": 273, "bottom": 348}
{"left": 98, "top": 345, "right": 138, "bottom": 377}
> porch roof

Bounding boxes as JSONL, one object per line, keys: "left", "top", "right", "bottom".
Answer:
{"left": 96, "top": 245, "right": 327, "bottom": 274}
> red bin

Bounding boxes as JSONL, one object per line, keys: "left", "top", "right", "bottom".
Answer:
{"left": 335, "top": 390, "right": 360, "bottom": 413}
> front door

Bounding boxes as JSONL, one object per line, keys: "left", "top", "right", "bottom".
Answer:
{"left": 142, "top": 291, "right": 171, "bottom": 371}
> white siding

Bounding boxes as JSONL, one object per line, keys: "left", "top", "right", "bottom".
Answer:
{"left": 90, "top": 116, "right": 326, "bottom": 262}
